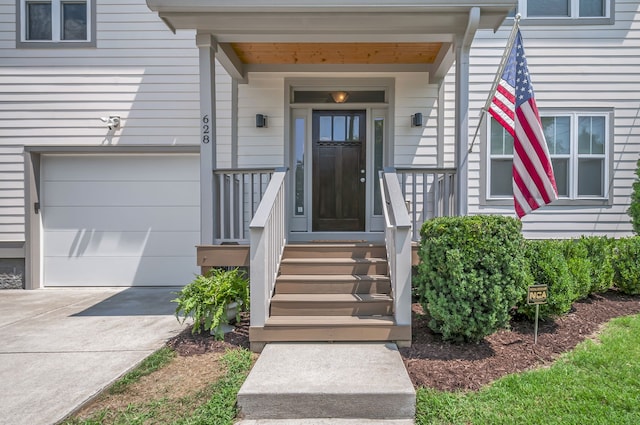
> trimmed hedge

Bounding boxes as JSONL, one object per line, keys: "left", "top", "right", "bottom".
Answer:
{"left": 611, "top": 237, "right": 640, "bottom": 295}
{"left": 520, "top": 240, "right": 576, "bottom": 320}
{"left": 628, "top": 157, "right": 640, "bottom": 235}
{"left": 415, "top": 215, "right": 529, "bottom": 342}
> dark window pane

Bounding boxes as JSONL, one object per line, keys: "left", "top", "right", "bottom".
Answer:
{"left": 580, "top": 0, "right": 605, "bottom": 17}
{"left": 528, "top": 0, "right": 569, "bottom": 17}
{"left": 490, "top": 159, "right": 513, "bottom": 197}
{"left": 578, "top": 158, "right": 604, "bottom": 196}
{"left": 294, "top": 117, "right": 305, "bottom": 215}
{"left": 551, "top": 158, "right": 569, "bottom": 197}
{"left": 62, "top": 2, "right": 87, "bottom": 40}
{"left": 491, "top": 119, "right": 513, "bottom": 155}
{"left": 333, "top": 116, "right": 346, "bottom": 141}
{"left": 542, "top": 116, "right": 570, "bottom": 155}
{"left": 27, "top": 2, "right": 52, "bottom": 40}
{"left": 319, "top": 116, "right": 332, "bottom": 141}
{"left": 578, "top": 116, "right": 606, "bottom": 154}
{"left": 373, "top": 118, "right": 384, "bottom": 215}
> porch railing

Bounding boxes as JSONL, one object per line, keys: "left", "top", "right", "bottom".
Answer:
{"left": 380, "top": 168, "right": 412, "bottom": 330}
{"left": 396, "top": 167, "right": 456, "bottom": 240}
{"left": 249, "top": 167, "right": 288, "bottom": 328}
{"left": 214, "top": 168, "right": 275, "bottom": 243}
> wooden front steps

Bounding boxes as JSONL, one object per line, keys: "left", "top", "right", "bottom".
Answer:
{"left": 249, "top": 243, "right": 411, "bottom": 349}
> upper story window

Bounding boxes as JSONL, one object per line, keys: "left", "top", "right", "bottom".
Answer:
{"left": 18, "top": 0, "right": 95, "bottom": 47}
{"left": 513, "top": 0, "right": 614, "bottom": 24}
{"left": 486, "top": 110, "right": 613, "bottom": 206}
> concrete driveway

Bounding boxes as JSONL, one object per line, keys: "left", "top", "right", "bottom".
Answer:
{"left": 0, "top": 287, "right": 188, "bottom": 425}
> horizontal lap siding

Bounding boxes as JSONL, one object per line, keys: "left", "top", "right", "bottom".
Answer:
{"left": 0, "top": 0, "right": 232, "bottom": 242}
{"left": 444, "top": 0, "right": 639, "bottom": 238}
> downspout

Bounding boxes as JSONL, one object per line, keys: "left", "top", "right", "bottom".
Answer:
{"left": 454, "top": 7, "right": 480, "bottom": 216}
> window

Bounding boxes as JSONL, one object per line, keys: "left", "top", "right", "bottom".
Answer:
{"left": 486, "top": 111, "right": 611, "bottom": 204}
{"left": 514, "top": 0, "right": 613, "bottom": 24}
{"left": 18, "top": 0, "right": 95, "bottom": 47}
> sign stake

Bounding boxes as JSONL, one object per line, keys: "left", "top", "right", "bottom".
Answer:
{"left": 527, "top": 284, "right": 548, "bottom": 346}
{"left": 534, "top": 304, "right": 540, "bottom": 345}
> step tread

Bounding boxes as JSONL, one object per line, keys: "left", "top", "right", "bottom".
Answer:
{"left": 272, "top": 293, "right": 392, "bottom": 303}
{"left": 281, "top": 257, "right": 387, "bottom": 264}
{"left": 265, "top": 315, "right": 396, "bottom": 327}
{"left": 276, "top": 274, "right": 390, "bottom": 282}
{"left": 285, "top": 243, "right": 385, "bottom": 248}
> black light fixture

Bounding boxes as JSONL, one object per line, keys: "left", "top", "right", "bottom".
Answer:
{"left": 256, "top": 114, "right": 268, "bottom": 128}
{"left": 411, "top": 113, "right": 423, "bottom": 127}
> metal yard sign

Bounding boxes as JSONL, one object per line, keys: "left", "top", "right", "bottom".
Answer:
{"left": 527, "top": 284, "right": 548, "bottom": 305}
{"left": 527, "top": 284, "right": 548, "bottom": 345}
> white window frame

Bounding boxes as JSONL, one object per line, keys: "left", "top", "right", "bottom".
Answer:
{"left": 514, "top": 0, "right": 614, "bottom": 25}
{"left": 17, "top": 0, "right": 95, "bottom": 48}
{"left": 483, "top": 109, "right": 613, "bottom": 207}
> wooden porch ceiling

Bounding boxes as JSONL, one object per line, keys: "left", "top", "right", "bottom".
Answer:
{"left": 230, "top": 42, "right": 442, "bottom": 65}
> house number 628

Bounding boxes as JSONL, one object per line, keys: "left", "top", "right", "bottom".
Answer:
{"left": 202, "top": 115, "right": 210, "bottom": 144}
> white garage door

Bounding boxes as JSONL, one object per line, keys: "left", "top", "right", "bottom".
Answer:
{"left": 41, "top": 154, "right": 200, "bottom": 287}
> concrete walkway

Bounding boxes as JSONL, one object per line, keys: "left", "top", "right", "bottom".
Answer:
{"left": 0, "top": 288, "right": 187, "bottom": 425}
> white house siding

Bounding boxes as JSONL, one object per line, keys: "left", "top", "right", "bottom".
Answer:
{"left": 0, "top": 0, "right": 234, "bottom": 245}
{"left": 442, "top": 0, "right": 639, "bottom": 238}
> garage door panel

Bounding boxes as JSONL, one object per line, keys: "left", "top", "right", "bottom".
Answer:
{"left": 42, "top": 155, "right": 200, "bottom": 182}
{"left": 42, "top": 154, "right": 200, "bottom": 287}
{"left": 43, "top": 206, "right": 200, "bottom": 232}
{"left": 42, "top": 181, "right": 198, "bottom": 207}
{"left": 44, "top": 231, "right": 200, "bottom": 258}
{"left": 44, "top": 256, "right": 197, "bottom": 287}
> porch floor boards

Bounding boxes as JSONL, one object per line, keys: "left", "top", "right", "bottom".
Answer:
{"left": 250, "top": 243, "right": 410, "bottom": 348}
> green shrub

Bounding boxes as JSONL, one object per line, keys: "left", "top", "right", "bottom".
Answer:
{"left": 520, "top": 239, "right": 576, "bottom": 319}
{"left": 560, "top": 239, "right": 592, "bottom": 300}
{"left": 415, "top": 215, "right": 529, "bottom": 343}
{"left": 628, "top": 157, "right": 640, "bottom": 235}
{"left": 173, "top": 267, "right": 249, "bottom": 338}
{"left": 611, "top": 237, "right": 640, "bottom": 295}
{"left": 579, "top": 236, "right": 614, "bottom": 293}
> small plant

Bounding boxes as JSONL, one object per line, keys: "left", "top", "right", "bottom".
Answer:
{"left": 173, "top": 267, "right": 249, "bottom": 338}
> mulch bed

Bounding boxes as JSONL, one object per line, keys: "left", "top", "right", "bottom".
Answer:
{"left": 168, "top": 291, "right": 640, "bottom": 392}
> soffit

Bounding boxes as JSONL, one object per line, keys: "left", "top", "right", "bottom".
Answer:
{"left": 230, "top": 43, "right": 442, "bottom": 65}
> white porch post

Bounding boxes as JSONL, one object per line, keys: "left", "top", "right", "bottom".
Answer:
{"left": 196, "top": 33, "right": 218, "bottom": 244}
{"left": 454, "top": 7, "right": 480, "bottom": 216}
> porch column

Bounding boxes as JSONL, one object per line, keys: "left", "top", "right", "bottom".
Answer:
{"left": 454, "top": 7, "right": 480, "bottom": 216}
{"left": 196, "top": 33, "right": 218, "bottom": 244}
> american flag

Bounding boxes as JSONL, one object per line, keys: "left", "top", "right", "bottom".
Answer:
{"left": 488, "top": 30, "right": 558, "bottom": 218}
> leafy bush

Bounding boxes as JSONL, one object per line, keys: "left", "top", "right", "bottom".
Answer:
{"left": 610, "top": 237, "right": 640, "bottom": 295}
{"left": 173, "top": 267, "right": 249, "bottom": 338}
{"left": 415, "top": 215, "right": 529, "bottom": 342}
{"left": 560, "top": 239, "right": 592, "bottom": 301}
{"left": 578, "top": 236, "right": 614, "bottom": 293}
{"left": 520, "top": 239, "right": 575, "bottom": 319}
{"left": 628, "top": 157, "right": 640, "bottom": 235}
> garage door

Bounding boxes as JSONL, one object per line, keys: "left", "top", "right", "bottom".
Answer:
{"left": 41, "top": 154, "right": 200, "bottom": 287}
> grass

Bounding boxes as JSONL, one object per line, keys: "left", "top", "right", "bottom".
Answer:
{"left": 108, "top": 347, "right": 176, "bottom": 395}
{"left": 63, "top": 348, "right": 253, "bottom": 425}
{"left": 416, "top": 314, "right": 640, "bottom": 425}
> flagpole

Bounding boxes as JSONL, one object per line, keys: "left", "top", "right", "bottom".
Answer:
{"left": 468, "top": 14, "right": 521, "bottom": 153}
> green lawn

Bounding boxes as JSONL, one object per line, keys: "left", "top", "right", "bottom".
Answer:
{"left": 416, "top": 314, "right": 640, "bottom": 425}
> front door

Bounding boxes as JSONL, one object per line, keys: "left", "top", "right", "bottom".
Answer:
{"left": 312, "top": 110, "right": 366, "bottom": 231}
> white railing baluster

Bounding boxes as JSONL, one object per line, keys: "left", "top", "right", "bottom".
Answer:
{"left": 396, "top": 167, "right": 457, "bottom": 241}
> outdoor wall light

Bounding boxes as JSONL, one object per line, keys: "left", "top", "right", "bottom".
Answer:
{"left": 331, "top": 91, "right": 349, "bottom": 103}
{"left": 100, "top": 116, "right": 121, "bottom": 130}
{"left": 411, "top": 113, "right": 423, "bottom": 127}
{"left": 256, "top": 114, "right": 268, "bottom": 128}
